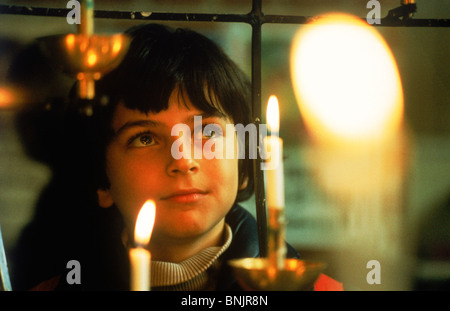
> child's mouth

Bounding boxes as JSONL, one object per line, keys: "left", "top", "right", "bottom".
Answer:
{"left": 162, "top": 189, "right": 208, "bottom": 203}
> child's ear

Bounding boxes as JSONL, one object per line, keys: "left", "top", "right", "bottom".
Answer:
{"left": 97, "top": 188, "right": 114, "bottom": 208}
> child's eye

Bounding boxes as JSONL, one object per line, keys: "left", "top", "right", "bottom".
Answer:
{"left": 202, "top": 124, "right": 223, "bottom": 139}
{"left": 128, "top": 132, "right": 156, "bottom": 147}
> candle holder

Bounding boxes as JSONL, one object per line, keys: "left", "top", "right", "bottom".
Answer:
{"left": 38, "top": 33, "right": 130, "bottom": 101}
{"left": 229, "top": 206, "right": 326, "bottom": 291}
{"left": 229, "top": 258, "right": 326, "bottom": 291}
{"left": 267, "top": 207, "right": 287, "bottom": 270}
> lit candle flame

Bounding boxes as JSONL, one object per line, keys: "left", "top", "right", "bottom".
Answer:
{"left": 290, "top": 13, "right": 403, "bottom": 146}
{"left": 134, "top": 200, "right": 156, "bottom": 246}
{"left": 266, "top": 95, "right": 280, "bottom": 133}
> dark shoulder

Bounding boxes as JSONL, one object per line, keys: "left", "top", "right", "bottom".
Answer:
{"left": 225, "top": 204, "right": 300, "bottom": 259}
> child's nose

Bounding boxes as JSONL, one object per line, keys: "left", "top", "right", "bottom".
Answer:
{"left": 166, "top": 156, "right": 200, "bottom": 176}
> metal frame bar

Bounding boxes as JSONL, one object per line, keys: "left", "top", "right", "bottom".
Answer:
{"left": 1, "top": 0, "right": 449, "bottom": 257}
{"left": 1, "top": 3, "right": 449, "bottom": 27}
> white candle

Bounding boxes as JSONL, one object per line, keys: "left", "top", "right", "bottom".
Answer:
{"left": 264, "top": 95, "right": 286, "bottom": 270}
{"left": 264, "top": 95, "right": 285, "bottom": 209}
{"left": 130, "top": 248, "right": 150, "bottom": 291}
{"left": 130, "top": 200, "right": 156, "bottom": 291}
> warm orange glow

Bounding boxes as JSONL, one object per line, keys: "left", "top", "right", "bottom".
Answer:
{"left": 86, "top": 49, "right": 97, "bottom": 67}
{"left": 76, "top": 72, "right": 85, "bottom": 80}
{"left": 0, "top": 87, "right": 15, "bottom": 108}
{"left": 112, "top": 37, "right": 122, "bottom": 55}
{"left": 65, "top": 34, "right": 76, "bottom": 50}
{"left": 290, "top": 13, "right": 403, "bottom": 146}
{"left": 0, "top": 86, "right": 29, "bottom": 109}
{"left": 79, "top": 37, "right": 88, "bottom": 53}
{"left": 101, "top": 44, "right": 109, "bottom": 54}
{"left": 266, "top": 95, "right": 280, "bottom": 133}
{"left": 134, "top": 200, "right": 156, "bottom": 246}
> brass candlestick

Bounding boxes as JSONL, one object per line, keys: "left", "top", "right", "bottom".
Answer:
{"left": 38, "top": 33, "right": 130, "bottom": 101}
{"left": 229, "top": 206, "right": 326, "bottom": 291}
{"left": 229, "top": 258, "right": 326, "bottom": 291}
{"left": 38, "top": 0, "right": 130, "bottom": 111}
{"left": 267, "top": 206, "right": 287, "bottom": 271}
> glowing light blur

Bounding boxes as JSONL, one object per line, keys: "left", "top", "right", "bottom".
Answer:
{"left": 290, "top": 13, "right": 403, "bottom": 145}
{"left": 65, "top": 34, "right": 75, "bottom": 50}
{"left": 112, "top": 38, "right": 122, "bottom": 55}
{"left": 0, "top": 88, "right": 14, "bottom": 108}
{"left": 86, "top": 49, "right": 97, "bottom": 67}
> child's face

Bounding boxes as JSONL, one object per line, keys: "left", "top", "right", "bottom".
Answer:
{"left": 97, "top": 90, "right": 239, "bottom": 247}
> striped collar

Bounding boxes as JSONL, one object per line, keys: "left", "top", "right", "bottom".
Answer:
{"left": 151, "top": 224, "right": 232, "bottom": 289}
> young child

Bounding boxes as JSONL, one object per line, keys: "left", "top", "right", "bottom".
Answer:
{"left": 94, "top": 23, "right": 268, "bottom": 290}
{"left": 92, "top": 23, "right": 302, "bottom": 291}
{"left": 16, "top": 23, "right": 341, "bottom": 291}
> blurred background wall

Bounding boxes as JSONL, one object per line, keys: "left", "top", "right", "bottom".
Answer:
{"left": 0, "top": 0, "right": 449, "bottom": 290}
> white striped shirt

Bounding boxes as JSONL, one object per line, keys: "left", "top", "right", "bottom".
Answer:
{"left": 151, "top": 224, "right": 232, "bottom": 290}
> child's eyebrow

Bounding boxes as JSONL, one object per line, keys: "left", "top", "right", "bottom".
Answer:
{"left": 114, "top": 111, "right": 229, "bottom": 137}
{"left": 114, "top": 119, "right": 161, "bottom": 137}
